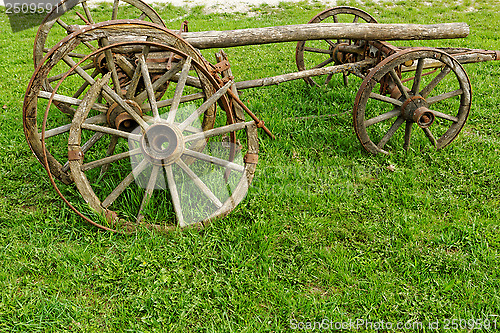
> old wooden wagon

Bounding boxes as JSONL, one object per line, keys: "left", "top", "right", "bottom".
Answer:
{"left": 23, "top": 1, "right": 500, "bottom": 231}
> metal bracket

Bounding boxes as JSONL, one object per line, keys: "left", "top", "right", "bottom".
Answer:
{"left": 495, "top": 50, "right": 500, "bottom": 61}
{"left": 105, "top": 210, "right": 119, "bottom": 224}
{"left": 244, "top": 153, "right": 258, "bottom": 164}
{"left": 221, "top": 75, "right": 234, "bottom": 83}
{"left": 68, "top": 149, "right": 84, "bottom": 161}
{"left": 214, "top": 60, "right": 231, "bottom": 73}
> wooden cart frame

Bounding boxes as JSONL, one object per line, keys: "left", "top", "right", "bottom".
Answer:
{"left": 23, "top": 3, "right": 500, "bottom": 231}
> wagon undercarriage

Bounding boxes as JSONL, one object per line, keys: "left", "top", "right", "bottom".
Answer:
{"left": 23, "top": 2, "right": 500, "bottom": 231}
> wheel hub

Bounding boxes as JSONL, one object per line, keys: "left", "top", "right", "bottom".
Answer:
{"left": 401, "top": 96, "right": 435, "bottom": 128}
{"left": 94, "top": 54, "right": 109, "bottom": 75}
{"left": 140, "top": 123, "right": 184, "bottom": 166}
{"left": 332, "top": 43, "right": 349, "bottom": 64}
{"left": 107, "top": 100, "right": 143, "bottom": 132}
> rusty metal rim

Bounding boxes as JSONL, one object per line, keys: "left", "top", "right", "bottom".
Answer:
{"left": 40, "top": 40, "right": 253, "bottom": 233}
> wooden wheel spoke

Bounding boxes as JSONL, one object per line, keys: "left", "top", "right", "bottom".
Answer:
{"left": 420, "top": 66, "right": 452, "bottom": 98}
{"left": 99, "top": 135, "right": 119, "bottom": 177}
{"left": 426, "top": 89, "right": 463, "bottom": 105}
{"left": 377, "top": 116, "right": 405, "bottom": 149}
{"left": 81, "top": 148, "right": 142, "bottom": 172}
{"left": 172, "top": 74, "right": 201, "bottom": 89}
{"left": 184, "top": 120, "right": 254, "bottom": 143}
{"left": 136, "top": 164, "right": 160, "bottom": 223}
{"left": 62, "top": 132, "right": 104, "bottom": 173}
{"left": 56, "top": 18, "right": 71, "bottom": 33}
{"left": 369, "top": 92, "right": 403, "bottom": 107}
{"left": 134, "top": 60, "right": 183, "bottom": 104}
{"left": 38, "top": 91, "right": 107, "bottom": 113}
{"left": 389, "top": 69, "right": 410, "bottom": 100}
{"left": 114, "top": 54, "right": 135, "bottom": 79}
{"left": 42, "top": 114, "right": 106, "bottom": 138}
{"left": 183, "top": 149, "right": 245, "bottom": 173}
{"left": 57, "top": 19, "right": 96, "bottom": 51}
{"left": 81, "top": 123, "right": 141, "bottom": 141}
{"left": 303, "top": 47, "right": 332, "bottom": 55}
{"left": 43, "top": 49, "right": 86, "bottom": 58}
{"left": 138, "top": 12, "right": 147, "bottom": 20}
{"left": 164, "top": 165, "right": 185, "bottom": 227}
{"left": 178, "top": 81, "right": 233, "bottom": 131}
{"left": 81, "top": 1, "right": 95, "bottom": 24}
{"left": 403, "top": 121, "right": 412, "bottom": 150}
{"left": 49, "top": 63, "right": 95, "bottom": 83}
{"left": 66, "top": 54, "right": 147, "bottom": 129}
{"left": 73, "top": 69, "right": 100, "bottom": 99}
{"left": 353, "top": 15, "right": 359, "bottom": 23}
{"left": 365, "top": 109, "right": 401, "bottom": 128}
{"left": 64, "top": 72, "right": 110, "bottom": 172}
{"left": 423, "top": 127, "right": 437, "bottom": 146}
{"left": 324, "top": 73, "right": 334, "bottom": 86}
{"left": 138, "top": 54, "right": 160, "bottom": 120}
{"left": 125, "top": 39, "right": 152, "bottom": 100}
{"left": 82, "top": 41, "right": 97, "bottom": 52}
{"left": 430, "top": 109, "right": 459, "bottom": 123}
{"left": 166, "top": 57, "right": 192, "bottom": 123}
{"left": 332, "top": 14, "right": 338, "bottom": 23}
{"left": 102, "top": 84, "right": 149, "bottom": 129}
{"left": 100, "top": 38, "right": 122, "bottom": 96}
{"left": 411, "top": 58, "right": 425, "bottom": 95}
{"left": 112, "top": 0, "right": 119, "bottom": 20}
{"left": 62, "top": 56, "right": 113, "bottom": 104}
{"left": 184, "top": 126, "right": 203, "bottom": 134}
{"left": 313, "top": 56, "right": 334, "bottom": 69}
{"left": 144, "top": 92, "right": 205, "bottom": 111}
{"left": 102, "top": 158, "right": 149, "bottom": 208}
{"left": 176, "top": 159, "right": 223, "bottom": 209}
{"left": 342, "top": 72, "right": 348, "bottom": 86}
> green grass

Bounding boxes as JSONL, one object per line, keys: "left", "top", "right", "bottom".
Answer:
{"left": 0, "top": 0, "right": 500, "bottom": 331}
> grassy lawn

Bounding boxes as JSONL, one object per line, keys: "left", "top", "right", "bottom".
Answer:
{"left": 0, "top": 0, "right": 499, "bottom": 331}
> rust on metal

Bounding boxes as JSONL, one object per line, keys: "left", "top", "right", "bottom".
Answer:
{"left": 107, "top": 100, "right": 143, "bottom": 131}
{"left": 214, "top": 60, "right": 231, "bottom": 73}
{"left": 68, "top": 149, "right": 84, "bottom": 161}
{"left": 105, "top": 210, "right": 119, "bottom": 224}
{"left": 413, "top": 107, "right": 435, "bottom": 128}
{"left": 255, "top": 120, "right": 265, "bottom": 128}
{"left": 244, "top": 153, "right": 259, "bottom": 164}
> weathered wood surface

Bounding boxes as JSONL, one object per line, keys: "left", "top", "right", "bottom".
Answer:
{"left": 179, "top": 23, "right": 470, "bottom": 49}
{"left": 235, "top": 58, "right": 377, "bottom": 90}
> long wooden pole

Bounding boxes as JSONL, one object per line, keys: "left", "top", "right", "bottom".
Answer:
{"left": 180, "top": 22, "right": 469, "bottom": 49}
{"left": 234, "top": 58, "right": 378, "bottom": 90}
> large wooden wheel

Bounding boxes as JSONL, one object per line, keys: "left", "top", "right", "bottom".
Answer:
{"left": 50, "top": 41, "right": 258, "bottom": 231}
{"left": 295, "top": 6, "right": 377, "bottom": 87}
{"left": 24, "top": 21, "right": 209, "bottom": 184}
{"left": 33, "top": 0, "right": 165, "bottom": 68}
{"left": 353, "top": 48, "right": 472, "bottom": 155}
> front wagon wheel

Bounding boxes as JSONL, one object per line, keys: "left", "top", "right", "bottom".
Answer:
{"left": 48, "top": 40, "right": 258, "bottom": 231}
